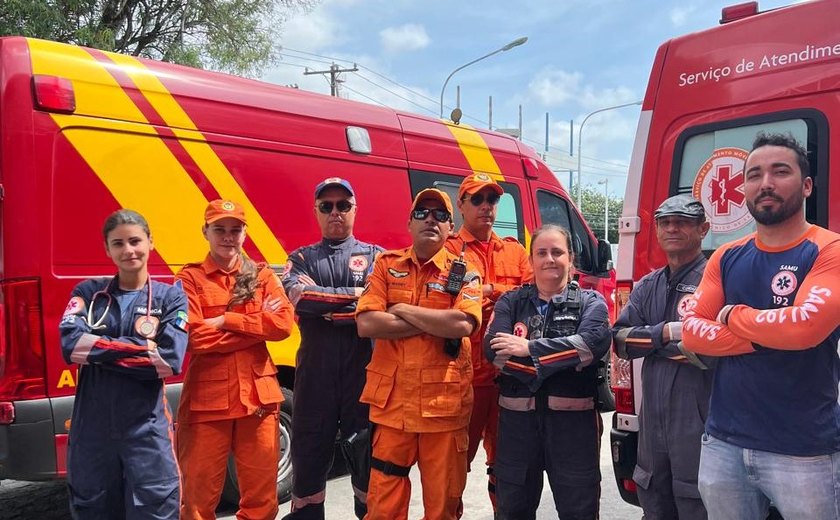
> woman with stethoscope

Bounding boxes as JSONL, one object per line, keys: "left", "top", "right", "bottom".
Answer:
{"left": 58, "top": 209, "right": 188, "bottom": 519}
{"left": 176, "top": 199, "right": 294, "bottom": 520}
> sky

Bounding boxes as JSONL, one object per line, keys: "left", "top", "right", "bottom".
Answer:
{"left": 262, "top": 0, "right": 798, "bottom": 198}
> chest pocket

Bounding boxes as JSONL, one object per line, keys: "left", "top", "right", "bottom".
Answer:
{"left": 387, "top": 288, "right": 414, "bottom": 305}
{"left": 421, "top": 287, "right": 452, "bottom": 310}
{"left": 493, "top": 255, "right": 523, "bottom": 285}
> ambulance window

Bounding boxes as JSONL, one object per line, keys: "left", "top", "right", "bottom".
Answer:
{"left": 674, "top": 118, "right": 812, "bottom": 252}
{"left": 536, "top": 190, "right": 593, "bottom": 272}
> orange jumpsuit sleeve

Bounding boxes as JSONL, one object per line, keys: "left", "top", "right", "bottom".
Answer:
{"left": 725, "top": 240, "right": 840, "bottom": 350}
{"left": 681, "top": 246, "right": 756, "bottom": 356}
{"left": 176, "top": 268, "right": 265, "bottom": 355}
{"left": 222, "top": 268, "right": 294, "bottom": 341}
{"left": 491, "top": 242, "right": 533, "bottom": 300}
{"left": 356, "top": 255, "right": 390, "bottom": 315}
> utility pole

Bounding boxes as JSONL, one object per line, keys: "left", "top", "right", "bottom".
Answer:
{"left": 304, "top": 63, "right": 359, "bottom": 97}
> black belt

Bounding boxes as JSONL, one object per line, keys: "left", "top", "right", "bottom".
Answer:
{"left": 370, "top": 456, "right": 411, "bottom": 477}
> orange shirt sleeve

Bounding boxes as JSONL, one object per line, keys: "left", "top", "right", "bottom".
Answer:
{"left": 223, "top": 268, "right": 294, "bottom": 342}
{"left": 726, "top": 239, "right": 840, "bottom": 350}
{"left": 681, "top": 246, "right": 756, "bottom": 356}
{"left": 356, "top": 254, "right": 390, "bottom": 315}
{"left": 491, "top": 242, "right": 533, "bottom": 300}
{"left": 176, "top": 268, "right": 264, "bottom": 356}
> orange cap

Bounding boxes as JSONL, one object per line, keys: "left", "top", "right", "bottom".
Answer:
{"left": 411, "top": 188, "right": 453, "bottom": 217}
{"left": 458, "top": 173, "right": 504, "bottom": 200}
{"left": 204, "top": 199, "right": 247, "bottom": 225}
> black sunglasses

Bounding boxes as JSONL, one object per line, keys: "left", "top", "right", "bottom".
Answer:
{"left": 317, "top": 200, "right": 354, "bottom": 214}
{"left": 464, "top": 192, "right": 501, "bottom": 206}
{"left": 412, "top": 207, "right": 451, "bottom": 223}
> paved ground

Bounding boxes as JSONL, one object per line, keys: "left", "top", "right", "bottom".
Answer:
{"left": 1, "top": 413, "right": 641, "bottom": 519}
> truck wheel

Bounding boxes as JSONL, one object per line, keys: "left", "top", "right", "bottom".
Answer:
{"left": 221, "top": 387, "right": 294, "bottom": 505}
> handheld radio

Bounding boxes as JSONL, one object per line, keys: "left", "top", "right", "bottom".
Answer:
{"left": 445, "top": 243, "right": 468, "bottom": 295}
{"left": 443, "top": 243, "right": 468, "bottom": 358}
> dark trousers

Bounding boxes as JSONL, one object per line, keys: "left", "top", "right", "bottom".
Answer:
{"left": 289, "top": 334, "right": 371, "bottom": 518}
{"left": 494, "top": 407, "right": 602, "bottom": 520}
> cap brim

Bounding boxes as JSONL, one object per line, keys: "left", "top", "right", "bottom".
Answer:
{"left": 206, "top": 215, "right": 247, "bottom": 224}
{"left": 316, "top": 182, "right": 354, "bottom": 198}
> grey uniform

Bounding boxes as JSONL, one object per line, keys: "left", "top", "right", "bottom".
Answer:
{"left": 612, "top": 254, "right": 714, "bottom": 520}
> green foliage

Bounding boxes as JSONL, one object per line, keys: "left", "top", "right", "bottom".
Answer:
{"left": 0, "top": 0, "right": 318, "bottom": 77}
{"left": 578, "top": 184, "right": 623, "bottom": 244}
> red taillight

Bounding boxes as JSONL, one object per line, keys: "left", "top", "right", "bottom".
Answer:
{"left": 32, "top": 75, "right": 76, "bottom": 114}
{"left": 0, "top": 402, "right": 14, "bottom": 424}
{"left": 720, "top": 2, "right": 758, "bottom": 24}
{"left": 0, "top": 279, "right": 47, "bottom": 400}
{"left": 622, "top": 479, "right": 638, "bottom": 493}
{"left": 611, "top": 278, "right": 636, "bottom": 414}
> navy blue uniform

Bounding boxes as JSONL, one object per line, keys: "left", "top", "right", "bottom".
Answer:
{"left": 684, "top": 227, "right": 840, "bottom": 456}
{"left": 485, "top": 284, "right": 611, "bottom": 520}
{"left": 282, "top": 236, "right": 382, "bottom": 519}
{"left": 612, "top": 254, "right": 713, "bottom": 520}
{"left": 59, "top": 276, "right": 187, "bottom": 520}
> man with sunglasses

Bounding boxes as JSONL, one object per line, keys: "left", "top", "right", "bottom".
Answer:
{"left": 357, "top": 189, "right": 482, "bottom": 519}
{"left": 446, "top": 173, "right": 532, "bottom": 511}
{"left": 282, "top": 177, "right": 383, "bottom": 520}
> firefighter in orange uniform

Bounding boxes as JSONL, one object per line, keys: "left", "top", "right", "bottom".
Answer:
{"left": 356, "top": 188, "right": 482, "bottom": 520}
{"left": 446, "top": 173, "right": 532, "bottom": 510}
{"left": 176, "top": 199, "right": 295, "bottom": 520}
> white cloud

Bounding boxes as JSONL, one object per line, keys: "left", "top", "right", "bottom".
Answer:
{"left": 379, "top": 24, "right": 431, "bottom": 55}
{"left": 528, "top": 68, "right": 583, "bottom": 107}
{"left": 280, "top": 7, "right": 342, "bottom": 52}
{"left": 669, "top": 5, "right": 696, "bottom": 27}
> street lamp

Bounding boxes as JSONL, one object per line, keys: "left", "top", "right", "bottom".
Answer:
{"left": 598, "top": 178, "right": 609, "bottom": 241}
{"left": 439, "top": 37, "right": 528, "bottom": 119}
{"left": 576, "top": 100, "right": 642, "bottom": 207}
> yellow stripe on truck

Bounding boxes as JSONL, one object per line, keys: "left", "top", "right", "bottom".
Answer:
{"left": 105, "top": 53, "right": 288, "bottom": 266}
{"left": 445, "top": 123, "right": 505, "bottom": 180}
{"left": 28, "top": 39, "right": 298, "bottom": 367}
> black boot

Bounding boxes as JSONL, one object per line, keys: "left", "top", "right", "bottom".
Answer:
{"left": 280, "top": 502, "right": 325, "bottom": 520}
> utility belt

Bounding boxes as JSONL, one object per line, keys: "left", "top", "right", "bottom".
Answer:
{"left": 498, "top": 394, "right": 595, "bottom": 412}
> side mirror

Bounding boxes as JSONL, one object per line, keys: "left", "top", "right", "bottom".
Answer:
{"left": 597, "top": 239, "right": 613, "bottom": 275}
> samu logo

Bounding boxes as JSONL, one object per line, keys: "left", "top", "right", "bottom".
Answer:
{"left": 771, "top": 270, "right": 798, "bottom": 297}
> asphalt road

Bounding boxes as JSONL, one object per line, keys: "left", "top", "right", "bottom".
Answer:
{"left": 0, "top": 413, "right": 641, "bottom": 519}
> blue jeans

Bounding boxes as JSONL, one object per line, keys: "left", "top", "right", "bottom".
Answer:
{"left": 698, "top": 433, "right": 840, "bottom": 520}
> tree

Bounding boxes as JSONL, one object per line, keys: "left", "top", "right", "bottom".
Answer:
{"left": 579, "top": 184, "right": 622, "bottom": 244}
{"left": 0, "top": 0, "right": 318, "bottom": 77}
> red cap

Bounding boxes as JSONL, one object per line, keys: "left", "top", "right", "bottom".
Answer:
{"left": 204, "top": 199, "right": 247, "bottom": 225}
{"left": 458, "top": 173, "right": 504, "bottom": 200}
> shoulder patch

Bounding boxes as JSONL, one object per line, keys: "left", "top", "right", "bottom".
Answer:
{"left": 63, "top": 296, "right": 86, "bottom": 316}
{"left": 463, "top": 271, "right": 480, "bottom": 283}
{"left": 388, "top": 267, "right": 409, "bottom": 278}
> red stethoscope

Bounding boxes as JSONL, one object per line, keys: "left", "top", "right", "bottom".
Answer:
{"left": 88, "top": 276, "right": 155, "bottom": 337}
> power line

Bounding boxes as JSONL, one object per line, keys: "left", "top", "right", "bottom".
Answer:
{"left": 279, "top": 46, "right": 631, "bottom": 171}
{"left": 303, "top": 63, "right": 359, "bottom": 97}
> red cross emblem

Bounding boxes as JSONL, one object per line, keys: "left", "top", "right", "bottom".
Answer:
{"left": 349, "top": 256, "right": 368, "bottom": 272}
{"left": 677, "top": 294, "right": 695, "bottom": 319}
{"left": 709, "top": 164, "right": 745, "bottom": 216}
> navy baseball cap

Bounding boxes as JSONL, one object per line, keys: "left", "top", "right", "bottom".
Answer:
{"left": 654, "top": 195, "right": 706, "bottom": 221}
{"left": 314, "top": 177, "right": 355, "bottom": 199}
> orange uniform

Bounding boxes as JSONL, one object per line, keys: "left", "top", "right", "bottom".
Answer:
{"left": 357, "top": 245, "right": 482, "bottom": 520}
{"left": 176, "top": 255, "right": 294, "bottom": 520}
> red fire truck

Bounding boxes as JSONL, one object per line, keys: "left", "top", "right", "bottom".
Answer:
{"left": 0, "top": 36, "right": 613, "bottom": 503}
{"left": 610, "top": 0, "right": 838, "bottom": 505}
